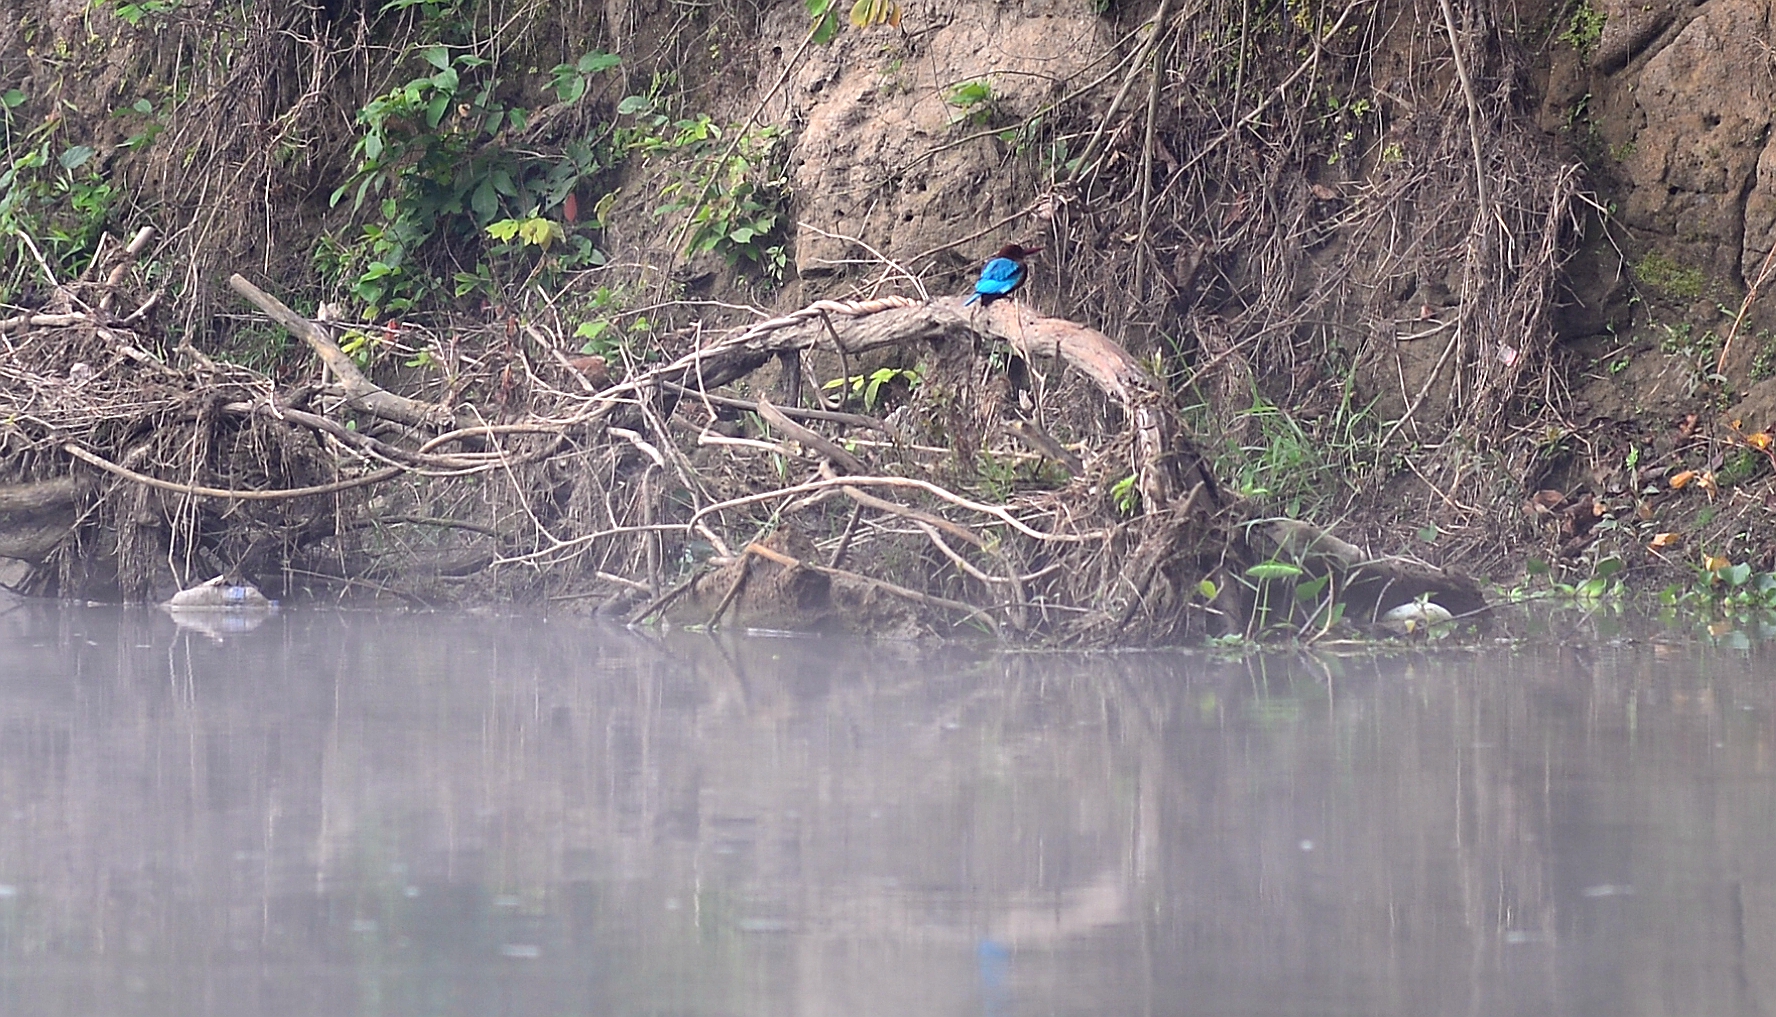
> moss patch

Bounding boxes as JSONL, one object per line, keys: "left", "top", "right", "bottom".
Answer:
{"left": 1634, "top": 252, "right": 1707, "bottom": 301}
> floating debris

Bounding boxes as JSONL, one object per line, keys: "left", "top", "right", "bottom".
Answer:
{"left": 1380, "top": 601, "right": 1454, "bottom": 635}
{"left": 163, "top": 576, "right": 275, "bottom": 610}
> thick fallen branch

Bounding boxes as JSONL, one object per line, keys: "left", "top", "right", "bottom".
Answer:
{"left": 625, "top": 295, "right": 1217, "bottom": 513}
{"left": 227, "top": 274, "right": 448, "bottom": 430}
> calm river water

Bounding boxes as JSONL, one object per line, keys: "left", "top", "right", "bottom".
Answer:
{"left": 0, "top": 601, "right": 1769, "bottom": 1015}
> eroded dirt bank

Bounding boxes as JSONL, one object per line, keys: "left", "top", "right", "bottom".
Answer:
{"left": 0, "top": 0, "right": 1769, "bottom": 640}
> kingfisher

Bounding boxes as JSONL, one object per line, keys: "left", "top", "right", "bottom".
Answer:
{"left": 964, "top": 244, "right": 1041, "bottom": 306}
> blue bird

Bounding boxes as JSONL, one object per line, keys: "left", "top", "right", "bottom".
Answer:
{"left": 964, "top": 243, "right": 1041, "bottom": 306}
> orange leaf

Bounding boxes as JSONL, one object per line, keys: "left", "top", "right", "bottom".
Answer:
{"left": 1670, "top": 470, "right": 1697, "bottom": 489}
{"left": 1749, "top": 432, "right": 1774, "bottom": 450}
{"left": 1648, "top": 531, "right": 1680, "bottom": 549}
{"left": 1704, "top": 555, "right": 1731, "bottom": 572}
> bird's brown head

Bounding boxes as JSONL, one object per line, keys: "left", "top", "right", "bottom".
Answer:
{"left": 995, "top": 243, "right": 1043, "bottom": 261}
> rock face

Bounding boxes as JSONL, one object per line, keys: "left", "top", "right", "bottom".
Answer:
{"left": 1619, "top": 2, "right": 1773, "bottom": 285}
{"left": 1547, "top": 0, "right": 1776, "bottom": 419}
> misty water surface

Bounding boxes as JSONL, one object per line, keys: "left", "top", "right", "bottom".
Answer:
{"left": 0, "top": 601, "right": 1770, "bottom": 1016}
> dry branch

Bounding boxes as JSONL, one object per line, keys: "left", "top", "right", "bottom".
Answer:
{"left": 227, "top": 274, "right": 448, "bottom": 429}
{"left": 64, "top": 443, "right": 404, "bottom": 501}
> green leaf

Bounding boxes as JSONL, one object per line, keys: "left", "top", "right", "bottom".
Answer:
{"left": 424, "top": 92, "right": 450, "bottom": 129}
{"left": 485, "top": 218, "right": 523, "bottom": 242}
{"left": 1, "top": 90, "right": 25, "bottom": 109}
{"left": 1197, "top": 579, "right": 1218, "bottom": 600}
{"left": 1246, "top": 561, "right": 1304, "bottom": 581}
{"left": 453, "top": 270, "right": 488, "bottom": 297}
{"left": 617, "top": 95, "right": 653, "bottom": 115}
{"left": 1294, "top": 574, "right": 1331, "bottom": 601}
{"left": 946, "top": 80, "right": 993, "bottom": 108}
{"left": 1726, "top": 562, "right": 1753, "bottom": 586}
{"left": 555, "top": 74, "right": 588, "bottom": 104}
{"left": 362, "top": 132, "right": 384, "bottom": 162}
{"left": 1594, "top": 555, "right": 1625, "bottom": 579}
{"left": 421, "top": 45, "right": 450, "bottom": 70}
{"left": 1416, "top": 525, "right": 1438, "bottom": 543}
{"left": 430, "top": 66, "right": 459, "bottom": 94}
{"left": 810, "top": 10, "right": 839, "bottom": 43}
{"left": 470, "top": 179, "right": 500, "bottom": 221}
{"left": 578, "top": 51, "right": 621, "bottom": 73}
{"left": 58, "top": 145, "right": 95, "bottom": 170}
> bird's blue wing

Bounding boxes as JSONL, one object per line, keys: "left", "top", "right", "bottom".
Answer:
{"left": 973, "top": 257, "right": 1024, "bottom": 295}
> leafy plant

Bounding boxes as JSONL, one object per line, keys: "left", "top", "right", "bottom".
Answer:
{"left": 1214, "top": 389, "right": 1382, "bottom": 519}
{"left": 101, "top": 0, "right": 181, "bottom": 27}
{"left": 113, "top": 98, "right": 165, "bottom": 151}
{"left": 945, "top": 79, "right": 996, "bottom": 126}
{"left": 325, "top": 45, "right": 617, "bottom": 316}
{"left": 1559, "top": 0, "right": 1606, "bottom": 59}
{"left": 822, "top": 365, "right": 921, "bottom": 411}
{"left": 621, "top": 94, "right": 788, "bottom": 276}
{"left": 1109, "top": 474, "right": 1140, "bottom": 515}
{"left": 572, "top": 282, "right": 645, "bottom": 358}
{"left": 0, "top": 110, "right": 119, "bottom": 301}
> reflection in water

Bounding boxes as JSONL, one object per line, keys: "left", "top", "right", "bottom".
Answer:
{"left": 0, "top": 603, "right": 1771, "bottom": 1015}
{"left": 163, "top": 605, "right": 276, "bottom": 641}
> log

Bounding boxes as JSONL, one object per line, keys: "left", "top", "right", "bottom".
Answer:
{"left": 0, "top": 477, "right": 80, "bottom": 516}
{"left": 227, "top": 275, "right": 448, "bottom": 430}
{"left": 0, "top": 477, "right": 82, "bottom": 563}
{"left": 647, "top": 296, "right": 1216, "bottom": 510}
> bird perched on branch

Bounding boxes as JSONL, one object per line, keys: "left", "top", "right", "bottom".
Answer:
{"left": 964, "top": 244, "right": 1041, "bottom": 306}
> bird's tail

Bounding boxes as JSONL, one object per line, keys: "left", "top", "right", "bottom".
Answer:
{"left": 963, "top": 292, "right": 980, "bottom": 306}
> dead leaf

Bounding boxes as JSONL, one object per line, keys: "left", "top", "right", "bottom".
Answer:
{"left": 1309, "top": 183, "right": 1340, "bottom": 201}
{"left": 1526, "top": 489, "right": 1566, "bottom": 517}
{"left": 1749, "top": 432, "right": 1774, "bottom": 450}
{"left": 1678, "top": 414, "right": 1699, "bottom": 438}
{"left": 1698, "top": 472, "right": 1719, "bottom": 497}
{"left": 1704, "top": 555, "right": 1731, "bottom": 572}
{"left": 1670, "top": 470, "right": 1697, "bottom": 490}
{"left": 1649, "top": 531, "right": 1680, "bottom": 549}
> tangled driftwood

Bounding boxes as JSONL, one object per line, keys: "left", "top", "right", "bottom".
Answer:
{"left": 0, "top": 261, "right": 1481, "bottom": 641}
